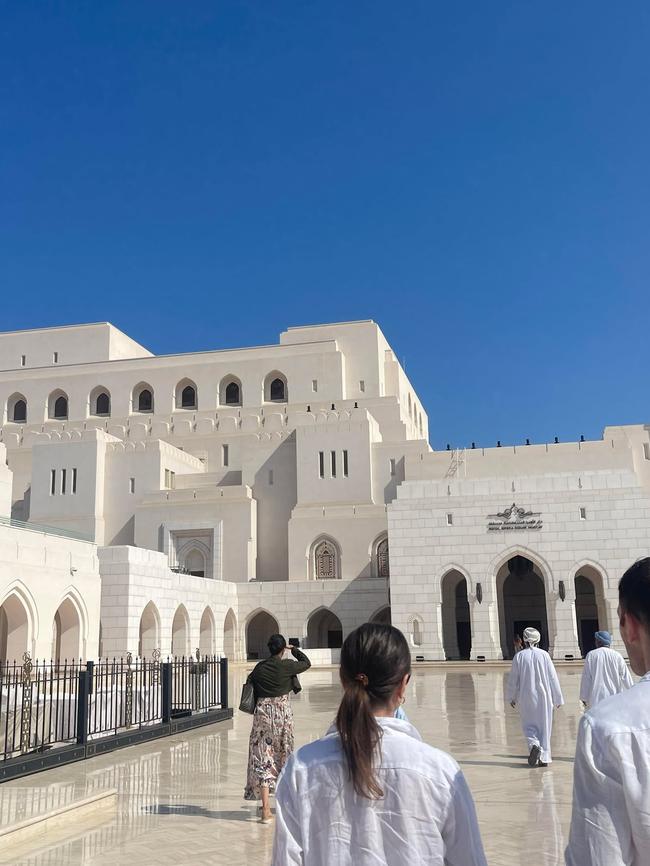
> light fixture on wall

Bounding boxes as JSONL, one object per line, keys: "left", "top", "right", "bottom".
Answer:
{"left": 476, "top": 582, "right": 483, "bottom": 604}
{"left": 558, "top": 580, "right": 566, "bottom": 602}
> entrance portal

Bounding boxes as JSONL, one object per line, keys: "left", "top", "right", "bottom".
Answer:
{"left": 574, "top": 566, "right": 607, "bottom": 657}
{"left": 441, "top": 570, "right": 472, "bottom": 660}
{"left": 498, "top": 555, "right": 549, "bottom": 658}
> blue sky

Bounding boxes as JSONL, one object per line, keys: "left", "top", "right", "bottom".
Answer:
{"left": 1, "top": 2, "right": 648, "bottom": 449}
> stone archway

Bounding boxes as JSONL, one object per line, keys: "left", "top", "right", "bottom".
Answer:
{"left": 171, "top": 605, "right": 190, "bottom": 657}
{"left": 223, "top": 609, "right": 237, "bottom": 659}
{"left": 138, "top": 602, "right": 160, "bottom": 658}
{"left": 574, "top": 565, "right": 608, "bottom": 657}
{"left": 441, "top": 569, "right": 472, "bottom": 660}
{"left": 370, "top": 606, "right": 391, "bottom": 626}
{"left": 0, "top": 593, "right": 31, "bottom": 662}
{"left": 53, "top": 598, "right": 81, "bottom": 661}
{"left": 199, "top": 607, "right": 215, "bottom": 655}
{"left": 497, "top": 555, "right": 549, "bottom": 658}
{"left": 307, "top": 609, "right": 343, "bottom": 649}
{"left": 246, "top": 610, "right": 280, "bottom": 660}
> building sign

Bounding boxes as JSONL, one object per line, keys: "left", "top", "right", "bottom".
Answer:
{"left": 487, "top": 502, "right": 542, "bottom": 532}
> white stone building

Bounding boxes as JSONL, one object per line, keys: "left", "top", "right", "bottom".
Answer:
{"left": 0, "top": 320, "right": 648, "bottom": 664}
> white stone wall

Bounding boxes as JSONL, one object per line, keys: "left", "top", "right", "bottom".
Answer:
{"left": 0, "top": 523, "right": 100, "bottom": 661}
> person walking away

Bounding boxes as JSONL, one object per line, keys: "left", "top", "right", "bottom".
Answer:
{"left": 579, "top": 629, "right": 633, "bottom": 709}
{"left": 506, "top": 626, "right": 564, "bottom": 767}
{"left": 272, "top": 623, "right": 487, "bottom": 866}
{"left": 566, "top": 558, "right": 650, "bottom": 865}
{"left": 244, "top": 634, "right": 310, "bottom": 824}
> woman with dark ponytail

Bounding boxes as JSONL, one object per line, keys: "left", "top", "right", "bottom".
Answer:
{"left": 272, "top": 623, "right": 487, "bottom": 865}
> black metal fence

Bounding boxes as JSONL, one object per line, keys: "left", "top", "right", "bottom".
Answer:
{"left": 0, "top": 652, "right": 231, "bottom": 781}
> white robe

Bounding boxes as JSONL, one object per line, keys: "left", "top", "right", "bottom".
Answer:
{"left": 579, "top": 646, "right": 633, "bottom": 707}
{"left": 565, "top": 672, "right": 650, "bottom": 866}
{"left": 506, "top": 645, "right": 564, "bottom": 764}
{"left": 272, "top": 716, "right": 487, "bottom": 866}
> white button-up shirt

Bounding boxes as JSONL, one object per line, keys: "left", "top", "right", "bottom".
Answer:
{"left": 566, "top": 672, "right": 650, "bottom": 865}
{"left": 272, "top": 716, "right": 487, "bottom": 866}
{"left": 579, "top": 646, "right": 633, "bottom": 708}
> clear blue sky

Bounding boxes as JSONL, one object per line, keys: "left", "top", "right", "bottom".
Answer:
{"left": 1, "top": 2, "right": 648, "bottom": 450}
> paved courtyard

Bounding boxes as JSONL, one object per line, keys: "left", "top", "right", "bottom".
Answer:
{"left": 0, "top": 664, "right": 585, "bottom": 865}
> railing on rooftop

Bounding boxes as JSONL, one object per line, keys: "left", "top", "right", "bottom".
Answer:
{"left": 0, "top": 515, "right": 93, "bottom": 542}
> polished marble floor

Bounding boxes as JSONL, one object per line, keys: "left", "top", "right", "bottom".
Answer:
{"left": 0, "top": 664, "right": 586, "bottom": 865}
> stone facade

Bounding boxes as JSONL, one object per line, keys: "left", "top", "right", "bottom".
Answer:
{"left": 1, "top": 321, "right": 649, "bottom": 664}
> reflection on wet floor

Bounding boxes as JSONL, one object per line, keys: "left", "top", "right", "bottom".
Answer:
{"left": 0, "top": 665, "right": 585, "bottom": 866}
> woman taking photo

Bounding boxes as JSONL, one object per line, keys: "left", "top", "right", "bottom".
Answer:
{"left": 273, "top": 623, "right": 487, "bottom": 865}
{"left": 244, "top": 634, "right": 310, "bottom": 823}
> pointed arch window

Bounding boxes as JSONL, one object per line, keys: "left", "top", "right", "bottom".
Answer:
{"left": 270, "top": 378, "right": 286, "bottom": 401}
{"left": 314, "top": 540, "right": 338, "bottom": 580}
{"left": 138, "top": 389, "right": 153, "bottom": 412}
{"left": 54, "top": 396, "right": 68, "bottom": 419}
{"left": 225, "top": 381, "right": 240, "bottom": 405}
{"left": 8, "top": 394, "right": 27, "bottom": 423}
{"left": 377, "top": 538, "right": 390, "bottom": 578}
{"left": 181, "top": 385, "right": 196, "bottom": 409}
{"left": 95, "top": 392, "right": 110, "bottom": 416}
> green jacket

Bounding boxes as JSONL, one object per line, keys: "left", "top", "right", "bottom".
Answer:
{"left": 250, "top": 647, "right": 311, "bottom": 699}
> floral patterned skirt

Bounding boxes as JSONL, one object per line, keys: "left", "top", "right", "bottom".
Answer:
{"left": 244, "top": 695, "right": 294, "bottom": 801}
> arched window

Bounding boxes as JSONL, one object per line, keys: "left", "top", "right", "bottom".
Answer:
{"left": 132, "top": 383, "right": 154, "bottom": 414}
{"left": 7, "top": 394, "right": 27, "bottom": 423}
{"left": 226, "top": 381, "right": 240, "bottom": 405}
{"left": 139, "top": 390, "right": 152, "bottom": 412}
{"left": 95, "top": 392, "right": 110, "bottom": 416}
{"left": 181, "top": 385, "right": 196, "bottom": 408}
{"left": 264, "top": 371, "right": 288, "bottom": 403}
{"left": 270, "top": 378, "right": 285, "bottom": 401}
{"left": 54, "top": 396, "right": 67, "bottom": 419}
{"left": 377, "top": 538, "right": 390, "bottom": 578}
{"left": 313, "top": 539, "right": 339, "bottom": 580}
{"left": 175, "top": 379, "right": 197, "bottom": 410}
{"left": 13, "top": 400, "right": 27, "bottom": 423}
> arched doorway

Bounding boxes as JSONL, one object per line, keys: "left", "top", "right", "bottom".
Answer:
{"left": 497, "top": 555, "right": 549, "bottom": 658}
{"left": 441, "top": 570, "right": 472, "bottom": 660}
{"left": 0, "top": 593, "right": 30, "bottom": 662}
{"left": 574, "top": 565, "right": 607, "bottom": 657}
{"left": 370, "top": 606, "right": 391, "bottom": 626}
{"left": 246, "top": 610, "right": 279, "bottom": 660}
{"left": 53, "top": 598, "right": 81, "bottom": 661}
{"left": 138, "top": 602, "right": 160, "bottom": 658}
{"left": 307, "top": 609, "right": 343, "bottom": 649}
{"left": 171, "top": 605, "right": 190, "bottom": 657}
{"left": 199, "top": 607, "right": 215, "bottom": 655}
{"left": 223, "top": 609, "right": 237, "bottom": 659}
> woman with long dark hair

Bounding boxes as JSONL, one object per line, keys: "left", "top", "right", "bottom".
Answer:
{"left": 244, "top": 634, "right": 310, "bottom": 823}
{"left": 272, "top": 623, "right": 486, "bottom": 864}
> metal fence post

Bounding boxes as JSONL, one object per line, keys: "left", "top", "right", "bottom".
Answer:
{"left": 20, "top": 653, "right": 33, "bottom": 754}
{"left": 76, "top": 670, "right": 90, "bottom": 745}
{"left": 125, "top": 652, "right": 133, "bottom": 729}
{"left": 86, "top": 660, "right": 94, "bottom": 695}
{"left": 220, "top": 656, "right": 229, "bottom": 709}
{"left": 162, "top": 662, "right": 172, "bottom": 724}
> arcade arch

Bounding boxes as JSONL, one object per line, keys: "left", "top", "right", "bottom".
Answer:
{"left": 574, "top": 564, "right": 608, "bottom": 657}
{"left": 0, "top": 592, "right": 32, "bottom": 662}
{"left": 306, "top": 608, "right": 343, "bottom": 649}
{"left": 223, "top": 609, "right": 237, "bottom": 659}
{"left": 138, "top": 601, "right": 161, "bottom": 658}
{"left": 246, "top": 610, "right": 279, "bottom": 660}
{"left": 441, "top": 569, "right": 472, "bottom": 660}
{"left": 52, "top": 597, "right": 82, "bottom": 660}
{"left": 199, "top": 607, "right": 215, "bottom": 655}
{"left": 171, "top": 605, "right": 190, "bottom": 657}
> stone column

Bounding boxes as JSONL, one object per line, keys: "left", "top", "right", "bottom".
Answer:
{"left": 549, "top": 589, "right": 581, "bottom": 659}
{"left": 470, "top": 599, "right": 502, "bottom": 660}
{"left": 427, "top": 602, "right": 446, "bottom": 660}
